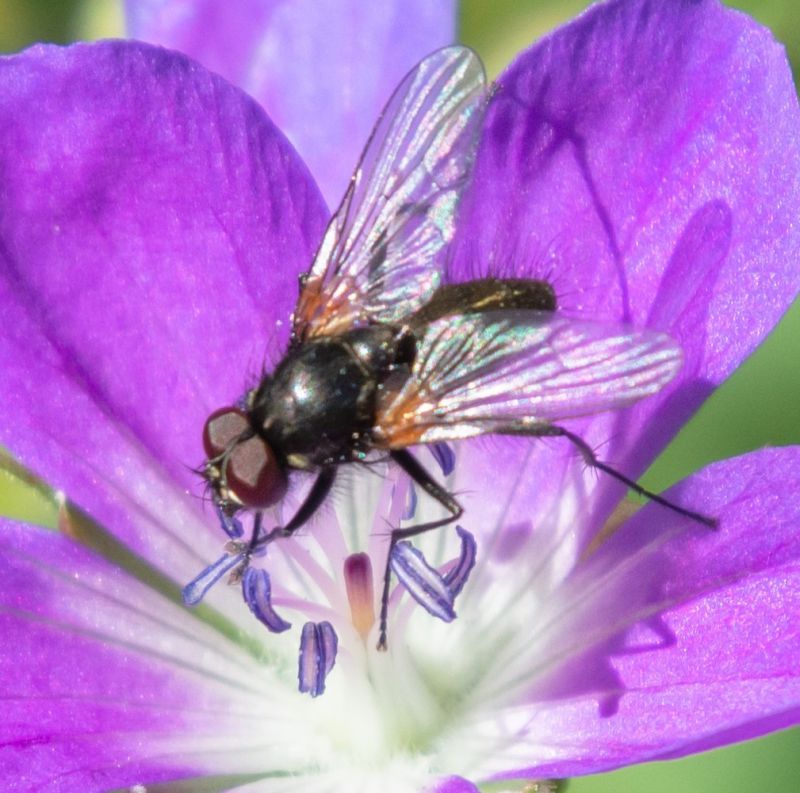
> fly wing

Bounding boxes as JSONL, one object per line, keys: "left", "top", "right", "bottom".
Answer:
{"left": 293, "top": 46, "right": 486, "bottom": 341}
{"left": 374, "top": 312, "right": 682, "bottom": 448}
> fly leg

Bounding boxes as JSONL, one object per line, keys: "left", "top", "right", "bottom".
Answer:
{"left": 257, "top": 467, "right": 337, "bottom": 547}
{"left": 377, "top": 449, "right": 463, "bottom": 650}
{"left": 506, "top": 423, "right": 716, "bottom": 528}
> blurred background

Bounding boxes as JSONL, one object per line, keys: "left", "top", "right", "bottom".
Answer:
{"left": 0, "top": 1, "right": 798, "bottom": 791}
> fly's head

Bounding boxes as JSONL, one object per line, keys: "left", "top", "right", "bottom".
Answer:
{"left": 201, "top": 406, "right": 288, "bottom": 515}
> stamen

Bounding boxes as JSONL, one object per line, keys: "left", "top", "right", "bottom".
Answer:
{"left": 429, "top": 442, "right": 455, "bottom": 476}
{"left": 443, "top": 526, "right": 477, "bottom": 597}
{"left": 241, "top": 567, "right": 291, "bottom": 633}
{"left": 344, "top": 553, "right": 375, "bottom": 641}
{"left": 298, "top": 621, "right": 338, "bottom": 697}
{"left": 390, "top": 542, "right": 455, "bottom": 622}
{"left": 403, "top": 483, "right": 418, "bottom": 520}
{"left": 215, "top": 502, "right": 244, "bottom": 539}
{"left": 183, "top": 549, "right": 246, "bottom": 606}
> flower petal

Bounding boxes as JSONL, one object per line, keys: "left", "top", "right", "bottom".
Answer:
{"left": 428, "top": 777, "right": 481, "bottom": 793}
{"left": 125, "top": 0, "right": 456, "bottom": 206}
{"left": 448, "top": 447, "right": 800, "bottom": 779}
{"left": 0, "top": 41, "right": 327, "bottom": 575}
{"left": 449, "top": 0, "right": 800, "bottom": 542}
{"left": 0, "top": 521, "right": 303, "bottom": 789}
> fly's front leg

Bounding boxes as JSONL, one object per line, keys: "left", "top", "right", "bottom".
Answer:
{"left": 258, "top": 467, "right": 337, "bottom": 547}
{"left": 378, "top": 449, "right": 463, "bottom": 650}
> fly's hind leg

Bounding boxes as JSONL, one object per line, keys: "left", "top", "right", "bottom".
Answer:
{"left": 377, "top": 449, "right": 463, "bottom": 650}
{"left": 506, "top": 422, "right": 717, "bottom": 528}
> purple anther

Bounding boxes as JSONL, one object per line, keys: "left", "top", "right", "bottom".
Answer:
{"left": 443, "top": 526, "right": 477, "bottom": 598}
{"left": 390, "top": 541, "right": 455, "bottom": 622}
{"left": 429, "top": 442, "right": 455, "bottom": 476}
{"left": 298, "top": 621, "right": 339, "bottom": 697}
{"left": 241, "top": 567, "right": 291, "bottom": 633}
{"left": 182, "top": 550, "right": 245, "bottom": 606}
{"left": 403, "top": 483, "right": 418, "bottom": 520}
{"left": 215, "top": 502, "right": 244, "bottom": 539}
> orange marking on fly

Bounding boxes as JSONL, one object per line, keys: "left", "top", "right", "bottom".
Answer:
{"left": 374, "top": 391, "right": 429, "bottom": 448}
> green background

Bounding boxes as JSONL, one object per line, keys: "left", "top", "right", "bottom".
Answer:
{"left": 1, "top": 1, "right": 798, "bottom": 791}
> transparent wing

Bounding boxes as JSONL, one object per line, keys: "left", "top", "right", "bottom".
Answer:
{"left": 374, "top": 312, "right": 682, "bottom": 447}
{"left": 293, "top": 46, "right": 486, "bottom": 341}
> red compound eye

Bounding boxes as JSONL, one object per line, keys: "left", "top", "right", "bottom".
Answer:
{"left": 203, "top": 407, "right": 249, "bottom": 459}
{"left": 203, "top": 407, "right": 287, "bottom": 508}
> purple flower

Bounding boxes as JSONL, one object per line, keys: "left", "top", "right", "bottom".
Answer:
{"left": 125, "top": 0, "right": 456, "bottom": 206}
{"left": 1, "top": 0, "right": 799, "bottom": 791}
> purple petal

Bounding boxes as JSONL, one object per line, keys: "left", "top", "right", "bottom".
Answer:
{"left": 298, "top": 620, "right": 338, "bottom": 697}
{"left": 0, "top": 521, "right": 281, "bottom": 789}
{"left": 125, "top": 0, "right": 456, "bottom": 206}
{"left": 476, "top": 447, "right": 800, "bottom": 779}
{"left": 449, "top": 0, "right": 800, "bottom": 541}
{"left": 429, "top": 777, "right": 481, "bottom": 793}
{"left": 0, "top": 41, "right": 327, "bottom": 575}
{"left": 443, "top": 526, "right": 477, "bottom": 598}
{"left": 390, "top": 541, "right": 455, "bottom": 622}
{"left": 242, "top": 567, "right": 291, "bottom": 633}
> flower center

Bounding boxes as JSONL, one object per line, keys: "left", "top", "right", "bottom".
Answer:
{"left": 182, "top": 443, "right": 476, "bottom": 699}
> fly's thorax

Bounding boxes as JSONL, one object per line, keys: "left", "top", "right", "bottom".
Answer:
{"left": 249, "top": 334, "right": 391, "bottom": 468}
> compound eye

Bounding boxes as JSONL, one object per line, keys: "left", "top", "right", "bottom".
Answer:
{"left": 203, "top": 407, "right": 287, "bottom": 508}
{"left": 203, "top": 407, "right": 249, "bottom": 459}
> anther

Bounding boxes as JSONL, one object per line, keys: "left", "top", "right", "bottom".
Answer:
{"left": 242, "top": 568, "right": 291, "bottom": 633}
{"left": 183, "top": 550, "right": 247, "bottom": 606}
{"left": 215, "top": 502, "right": 244, "bottom": 539}
{"left": 390, "top": 542, "right": 456, "bottom": 622}
{"left": 403, "top": 484, "right": 418, "bottom": 520}
{"left": 429, "top": 442, "right": 455, "bottom": 476}
{"left": 443, "top": 526, "right": 477, "bottom": 597}
{"left": 298, "top": 621, "right": 338, "bottom": 697}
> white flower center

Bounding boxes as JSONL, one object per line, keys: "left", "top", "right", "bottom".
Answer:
{"left": 224, "top": 446, "right": 582, "bottom": 787}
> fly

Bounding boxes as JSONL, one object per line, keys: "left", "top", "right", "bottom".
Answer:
{"left": 193, "top": 46, "right": 714, "bottom": 653}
